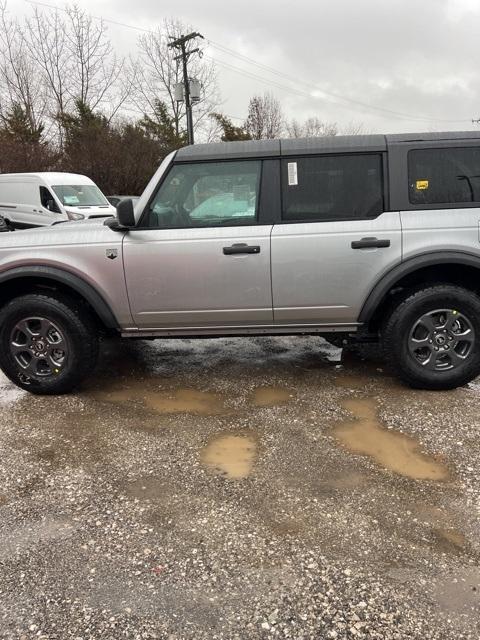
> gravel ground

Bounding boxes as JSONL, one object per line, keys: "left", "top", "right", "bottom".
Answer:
{"left": 0, "top": 336, "right": 479, "bottom": 639}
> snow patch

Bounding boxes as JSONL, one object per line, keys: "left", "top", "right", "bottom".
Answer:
{"left": 0, "top": 372, "right": 25, "bottom": 406}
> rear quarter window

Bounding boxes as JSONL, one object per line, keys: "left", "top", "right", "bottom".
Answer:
{"left": 408, "top": 147, "right": 480, "bottom": 205}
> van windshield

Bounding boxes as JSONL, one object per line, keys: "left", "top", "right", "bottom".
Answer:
{"left": 52, "top": 184, "right": 109, "bottom": 207}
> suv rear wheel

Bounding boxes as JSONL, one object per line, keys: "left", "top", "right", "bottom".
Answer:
{"left": 0, "top": 293, "right": 99, "bottom": 395}
{"left": 383, "top": 284, "right": 480, "bottom": 390}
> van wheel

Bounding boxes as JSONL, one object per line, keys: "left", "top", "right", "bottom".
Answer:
{"left": 0, "top": 294, "right": 99, "bottom": 395}
{"left": 382, "top": 285, "right": 480, "bottom": 390}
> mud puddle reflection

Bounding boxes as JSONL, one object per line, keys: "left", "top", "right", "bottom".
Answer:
{"left": 201, "top": 432, "right": 258, "bottom": 479}
{"left": 333, "top": 398, "right": 450, "bottom": 481}
{"left": 91, "top": 382, "right": 226, "bottom": 416}
{"left": 252, "top": 386, "right": 293, "bottom": 407}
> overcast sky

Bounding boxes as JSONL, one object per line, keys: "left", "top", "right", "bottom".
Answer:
{"left": 12, "top": 0, "right": 480, "bottom": 134}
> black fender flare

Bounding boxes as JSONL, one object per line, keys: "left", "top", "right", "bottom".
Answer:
{"left": 358, "top": 250, "right": 480, "bottom": 324}
{"left": 0, "top": 265, "right": 119, "bottom": 329}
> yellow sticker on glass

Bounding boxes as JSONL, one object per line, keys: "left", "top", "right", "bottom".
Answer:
{"left": 416, "top": 179, "right": 429, "bottom": 190}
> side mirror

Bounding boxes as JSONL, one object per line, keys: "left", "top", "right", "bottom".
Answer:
{"left": 116, "top": 198, "right": 136, "bottom": 227}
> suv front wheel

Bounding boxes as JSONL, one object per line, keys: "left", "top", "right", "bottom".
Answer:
{"left": 0, "top": 293, "right": 99, "bottom": 395}
{"left": 383, "top": 284, "right": 480, "bottom": 390}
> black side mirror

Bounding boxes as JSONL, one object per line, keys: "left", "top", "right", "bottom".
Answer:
{"left": 105, "top": 198, "right": 137, "bottom": 231}
{"left": 0, "top": 215, "right": 13, "bottom": 232}
{"left": 116, "top": 198, "right": 136, "bottom": 227}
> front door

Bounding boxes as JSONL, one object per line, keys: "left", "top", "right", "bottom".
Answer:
{"left": 123, "top": 159, "right": 273, "bottom": 329}
{"left": 271, "top": 153, "right": 402, "bottom": 325}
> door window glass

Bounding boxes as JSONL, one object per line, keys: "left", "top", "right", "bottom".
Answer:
{"left": 408, "top": 147, "right": 480, "bottom": 204}
{"left": 144, "top": 161, "right": 261, "bottom": 229}
{"left": 39, "top": 186, "right": 61, "bottom": 213}
{"left": 281, "top": 154, "right": 383, "bottom": 221}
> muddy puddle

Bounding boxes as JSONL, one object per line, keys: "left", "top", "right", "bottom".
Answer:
{"left": 434, "top": 567, "right": 480, "bottom": 614}
{"left": 201, "top": 432, "right": 258, "bottom": 479}
{"left": 91, "top": 382, "right": 226, "bottom": 416}
{"left": 251, "top": 386, "right": 293, "bottom": 407}
{"left": 434, "top": 527, "right": 467, "bottom": 551}
{"left": 333, "top": 398, "right": 450, "bottom": 481}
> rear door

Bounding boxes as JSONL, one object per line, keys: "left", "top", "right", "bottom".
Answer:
{"left": 271, "top": 152, "right": 402, "bottom": 326}
{"left": 123, "top": 159, "right": 274, "bottom": 329}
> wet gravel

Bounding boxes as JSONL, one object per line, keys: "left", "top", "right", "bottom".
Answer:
{"left": 0, "top": 336, "right": 479, "bottom": 639}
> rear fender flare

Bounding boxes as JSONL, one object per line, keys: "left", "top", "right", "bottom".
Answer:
{"left": 358, "top": 251, "right": 480, "bottom": 323}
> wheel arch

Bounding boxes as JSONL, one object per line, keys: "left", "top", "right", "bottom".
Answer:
{"left": 0, "top": 266, "right": 119, "bottom": 330}
{"left": 359, "top": 251, "right": 480, "bottom": 329}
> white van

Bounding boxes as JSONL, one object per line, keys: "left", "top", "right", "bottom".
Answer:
{"left": 0, "top": 172, "right": 116, "bottom": 228}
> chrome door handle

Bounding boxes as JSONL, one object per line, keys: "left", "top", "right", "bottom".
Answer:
{"left": 351, "top": 237, "right": 390, "bottom": 249}
{"left": 223, "top": 243, "right": 261, "bottom": 255}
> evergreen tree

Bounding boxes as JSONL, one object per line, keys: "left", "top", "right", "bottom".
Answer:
{"left": 210, "top": 112, "right": 251, "bottom": 141}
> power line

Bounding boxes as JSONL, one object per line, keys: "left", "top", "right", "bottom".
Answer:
{"left": 25, "top": 0, "right": 155, "bottom": 33}
{"left": 24, "top": 0, "right": 473, "bottom": 125}
{"left": 207, "top": 55, "right": 460, "bottom": 124}
{"left": 208, "top": 40, "right": 471, "bottom": 124}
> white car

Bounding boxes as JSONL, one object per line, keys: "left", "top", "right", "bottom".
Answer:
{"left": 0, "top": 172, "right": 116, "bottom": 228}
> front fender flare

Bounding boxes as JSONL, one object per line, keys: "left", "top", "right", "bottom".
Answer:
{"left": 0, "top": 265, "right": 119, "bottom": 329}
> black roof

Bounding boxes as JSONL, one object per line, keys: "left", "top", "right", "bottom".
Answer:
{"left": 174, "top": 131, "right": 480, "bottom": 161}
{"left": 385, "top": 130, "right": 480, "bottom": 143}
{"left": 175, "top": 139, "right": 280, "bottom": 161}
{"left": 281, "top": 134, "right": 386, "bottom": 155}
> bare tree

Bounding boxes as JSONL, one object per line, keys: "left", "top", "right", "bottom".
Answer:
{"left": 24, "top": 6, "right": 70, "bottom": 144}
{"left": 341, "top": 121, "right": 368, "bottom": 135}
{"left": 135, "top": 19, "right": 219, "bottom": 140}
{"left": 286, "top": 116, "right": 337, "bottom": 138}
{"left": 22, "top": 2, "right": 134, "bottom": 142}
{"left": 245, "top": 92, "right": 283, "bottom": 140}
{"left": 0, "top": 2, "right": 45, "bottom": 133}
{"left": 64, "top": 5, "right": 132, "bottom": 117}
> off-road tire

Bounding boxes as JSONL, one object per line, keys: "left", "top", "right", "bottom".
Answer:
{"left": 0, "top": 293, "right": 99, "bottom": 395}
{"left": 382, "top": 284, "right": 480, "bottom": 390}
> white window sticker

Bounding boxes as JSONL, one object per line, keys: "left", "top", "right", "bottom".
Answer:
{"left": 64, "top": 195, "right": 80, "bottom": 205}
{"left": 287, "top": 162, "right": 298, "bottom": 186}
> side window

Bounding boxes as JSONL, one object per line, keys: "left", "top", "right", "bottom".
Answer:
{"left": 39, "top": 186, "right": 61, "bottom": 213}
{"left": 143, "top": 160, "right": 261, "bottom": 229}
{"left": 408, "top": 147, "right": 480, "bottom": 205}
{"left": 281, "top": 154, "right": 383, "bottom": 222}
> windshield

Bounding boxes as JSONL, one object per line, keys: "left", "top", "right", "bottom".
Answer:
{"left": 52, "top": 184, "right": 109, "bottom": 207}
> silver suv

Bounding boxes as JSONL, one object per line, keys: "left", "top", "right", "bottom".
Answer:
{"left": 1, "top": 132, "right": 480, "bottom": 394}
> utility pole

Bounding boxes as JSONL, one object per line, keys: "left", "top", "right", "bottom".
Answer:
{"left": 168, "top": 32, "right": 204, "bottom": 145}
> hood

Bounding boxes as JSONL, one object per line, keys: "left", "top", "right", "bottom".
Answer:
{"left": 0, "top": 217, "right": 118, "bottom": 249}
{"left": 64, "top": 204, "right": 116, "bottom": 219}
